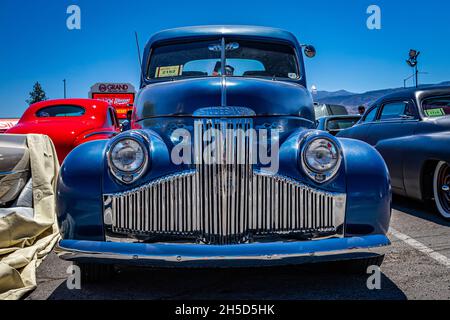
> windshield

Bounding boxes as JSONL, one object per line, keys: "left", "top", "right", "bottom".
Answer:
{"left": 326, "top": 118, "right": 360, "bottom": 131}
{"left": 147, "top": 39, "right": 300, "bottom": 80}
{"left": 327, "top": 105, "right": 348, "bottom": 116}
{"left": 422, "top": 96, "right": 450, "bottom": 118}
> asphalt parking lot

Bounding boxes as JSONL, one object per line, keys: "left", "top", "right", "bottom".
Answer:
{"left": 26, "top": 196, "right": 449, "bottom": 300}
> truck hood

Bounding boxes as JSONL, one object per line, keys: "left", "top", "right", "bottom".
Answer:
{"left": 134, "top": 77, "right": 314, "bottom": 121}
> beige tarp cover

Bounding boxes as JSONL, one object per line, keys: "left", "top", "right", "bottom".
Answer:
{"left": 0, "top": 134, "right": 60, "bottom": 300}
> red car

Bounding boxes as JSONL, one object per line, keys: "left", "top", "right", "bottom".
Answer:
{"left": 7, "top": 99, "right": 120, "bottom": 162}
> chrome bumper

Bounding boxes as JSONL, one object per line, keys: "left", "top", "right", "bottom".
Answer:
{"left": 56, "top": 235, "right": 390, "bottom": 268}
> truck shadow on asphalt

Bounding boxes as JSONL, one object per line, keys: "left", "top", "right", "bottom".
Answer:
{"left": 46, "top": 262, "right": 406, "bottom": 300}
{"left": 392, "top": 195, "right": 450, "bottom": 227}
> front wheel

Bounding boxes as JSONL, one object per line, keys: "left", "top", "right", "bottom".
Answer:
{"left": 433, "top": 161, "right": 450, "bottom": 219}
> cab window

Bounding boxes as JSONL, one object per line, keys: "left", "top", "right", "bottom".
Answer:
{"left": 36, "top": 105, "right": 85, "bottom": 117}
{"left": 379, "top": 101, "right": 416, "bottom": 121}
{"left": 362, "top": 107, "right": 378, "bottom": 123}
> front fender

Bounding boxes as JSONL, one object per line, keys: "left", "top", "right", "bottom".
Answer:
{"left": 57, "top": 139, "right": 108, "bottom": 241}
{"left": 72, "top": 131, "right": 117, "bottom": 149}
{"left": 339, "top": 138, "right": 391, "bottom": 236}
{"left": 57, "top": 129, "right": 177, "bottom": 241}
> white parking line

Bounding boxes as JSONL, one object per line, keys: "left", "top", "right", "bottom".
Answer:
{"left": 389, "top": 227, "right": 450, "bottom": 268}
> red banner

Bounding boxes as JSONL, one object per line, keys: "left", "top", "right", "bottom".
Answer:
{"left": 92, "top": 93, "right": 135, "bottom": 119}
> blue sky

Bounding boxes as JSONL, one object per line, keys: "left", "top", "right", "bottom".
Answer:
{"left": 1, "top": 0, "right": 449, "bottom": 117}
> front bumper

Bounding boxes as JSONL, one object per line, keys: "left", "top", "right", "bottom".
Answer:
{"left": 56, "top": 235, "right": 390, "bottom": 268}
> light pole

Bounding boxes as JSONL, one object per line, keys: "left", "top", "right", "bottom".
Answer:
{"left": 406, "top": 49, "right": 420, "bottom": 87}
{"left": 63, "top": 79, "right": 67, "bottom": 98}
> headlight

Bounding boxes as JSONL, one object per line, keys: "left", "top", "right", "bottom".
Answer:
{"left": 111, "top": 139, "right": 145, "bottom": 172}
{"left": 301, "top": 136, "right": 341, "bottom": 183}
{"left": 108, "top": 135, "right": 149, "bottom": 184}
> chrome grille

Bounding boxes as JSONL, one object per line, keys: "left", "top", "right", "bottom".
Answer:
{"left": 194, "top": 118, "right": 254, "bottom": 242}
{"left": 104, "top": 119, "right": 346, "bottom": 244}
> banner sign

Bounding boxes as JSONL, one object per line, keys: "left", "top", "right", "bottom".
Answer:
{"left": 89, "top": 83, "right": 136, "bottom": 119}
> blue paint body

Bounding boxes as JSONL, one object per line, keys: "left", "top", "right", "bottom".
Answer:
{"left": 56, "top": 26, "right": 391, "bottom": 266}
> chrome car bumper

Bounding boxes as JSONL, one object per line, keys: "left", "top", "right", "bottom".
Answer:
{"left": 56, "top": 235, "right": 390, "bottom": 268}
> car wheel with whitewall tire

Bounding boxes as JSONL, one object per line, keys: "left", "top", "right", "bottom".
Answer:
{"left": 433, "top": 161, "right": 450, "bottom": 219}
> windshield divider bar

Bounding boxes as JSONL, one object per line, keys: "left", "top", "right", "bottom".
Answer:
{"left": 221, "top": 37, "right": 227, "bottom": 107}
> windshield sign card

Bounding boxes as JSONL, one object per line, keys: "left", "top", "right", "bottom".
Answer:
{"left": 425, "top": 108, "right": 445, "bottom": 117}
{"left": 155, "top": 65, "right": 183, "bottom": 78}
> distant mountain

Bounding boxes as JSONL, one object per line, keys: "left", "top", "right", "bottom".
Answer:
{"left": 314, "top": 81, "right": 450, "bottom": 114}
{"left": 314, "top": 90, "right": 355, "bottom": 101}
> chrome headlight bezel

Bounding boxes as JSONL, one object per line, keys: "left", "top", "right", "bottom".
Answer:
{"left": 107, "top": 131, "right": 150, "bottom": 184}
{"left": 300, "top": 134, "right": 342, "bottom": 184}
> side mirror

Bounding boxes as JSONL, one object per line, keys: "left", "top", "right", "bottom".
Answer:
{"left": 304, "top": 45, "right": 316, "bottom": 58}
{"left": 120, "top": 120, "right": 131, "bottom": 132}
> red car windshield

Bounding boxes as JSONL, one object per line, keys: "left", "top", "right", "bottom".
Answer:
{"left": 422, "top": 96, "right": 450, "bottom": 118}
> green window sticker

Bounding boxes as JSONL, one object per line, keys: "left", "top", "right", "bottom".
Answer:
{"left": 425, "top": 108, "right": 445, "bottom": 117}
